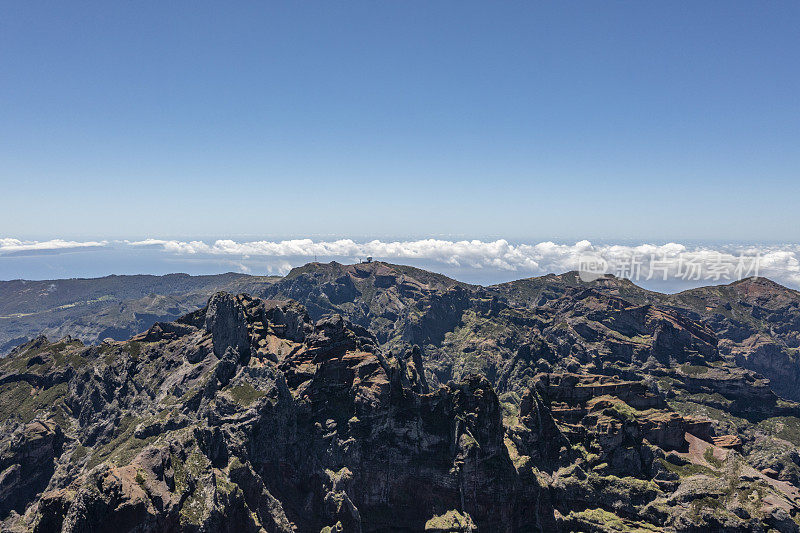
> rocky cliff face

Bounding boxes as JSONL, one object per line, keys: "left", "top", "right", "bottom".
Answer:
{"left": 260, "top": 262, "right": 468, "bottom": 346}
{"left": 4, "top": 262, "right": 800, "bottom": 531}
{"left": 665, "top": 278, "right": 800, "bottom": 402}
{"left": 0, "top": 293, "right": 554, "bottom": 532}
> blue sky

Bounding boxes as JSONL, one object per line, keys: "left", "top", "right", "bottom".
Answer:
{"left": 1, "top": 2, "right": 798, "bottom": 242}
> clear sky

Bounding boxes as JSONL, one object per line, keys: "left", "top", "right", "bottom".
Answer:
{"left": 1, "top": 2, "right": 798, "bottom": 242}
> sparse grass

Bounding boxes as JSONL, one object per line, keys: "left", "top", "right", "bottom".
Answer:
{"left": 126, "top": 341, "right": 142, "bottom": 358}
{"left": 226, "top": 382, "right": 266, "bottom": 406}
{"left": 597, "top": 474, "right": 660, "bottom": 495}
{"left": 0, "top": 382, "right": 35, "bottom": 421}
{"left": 0, "top": 382, "right": 69, "bottom": 424}
{"left": 568, "top": 443, "right": 601, "bottom": 466}
{"left": 504, "top": 436, "right": 527, "bottom": 469}
{"left": 71, "top": 445, "right": 89, "bottom": 463}
{"left": 569, "top": 507, "right": 660, "bottom": 532}
{"left": 684, "top": 392, "right": 732, "bottom": 408}
{"left": 654, "top": 376, "right": 677, "bottom": 389}
{"left": 604, "top": 401, "right": 639, "bottom": 422}
{"left": 561, "top": 472, "right": 661, "bottom": 507}
{"left": 101, "top": 345, "right": 120, "bottom": 364}
{"left": 52, "top": 346, "right": 87, "bottom": 368}
{"left": 689, "top": 496, "right": 722, "bottom": 519}
{"left": 1, "top": 340, "right": 86, "bottom": 374}
{"left": 214, "top": 469, "right": 237, "bottom": 495}
{"left": 174, "top": 449, "right": 211, "bottom": 526}
{"left": 681, "top": 364, "right": 710, "bottom": 376}
{"left": 180, "top": 485, "right": 207, "bottom": 525}
{"left": 425, "top": 510, "right": 476, "bottom": 531}
{"left": 86, "top": 415, "right": 156, "bottom": 469}
{"left": 499, "top": 391, "right": 521, "bottom": 427}
{"left": 460, "top": 431, "right": 479, "bottom": 450}
{"left": 757, "top": 416, "right": 800, "bottom": 446}
{"left": 704, "top": 447, "right": 724, "bottom": 469}
{"left": 658, "top": 458, "right": 720, "bottom": 478}
{"left": 228, "top": 455, "right": 245, "bottom": 471}
{"left": 680, "top": 454, "right": 772, "bottom": 523}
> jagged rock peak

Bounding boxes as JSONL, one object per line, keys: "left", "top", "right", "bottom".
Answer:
{"left": 203, "top": 292, "right": 250, "bottom": 358}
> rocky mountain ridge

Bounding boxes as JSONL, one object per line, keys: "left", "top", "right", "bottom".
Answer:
{"left": 0, "top": 273, "right": 279, "bottom": 354}
{"left": 4, "top": 261, "right": 800, "bottom": 531}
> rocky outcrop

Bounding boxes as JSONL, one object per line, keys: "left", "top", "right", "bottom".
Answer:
{"left": 0, "top": 293, "right": 554, "bottom": 532}
{"left": 260, "top": 261, "right": 466, "bottom": 344}
{"left": 0, "top": 420, "right": 64, "bottom": 518}
{"left": 668, "top": 277, "right": 800, "bottom": 401}
{"left": 533, "top": 373, "right": 712, "bottom": 456}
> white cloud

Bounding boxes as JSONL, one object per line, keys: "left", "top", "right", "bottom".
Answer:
{"left": 124, "top": 238, "right": 800, "bottom": 288}
{"left": 7, "top": 237, "right": 800, "bottom": 289}
{"left": 0, "top": 238, "right": 107, "bottom": 254}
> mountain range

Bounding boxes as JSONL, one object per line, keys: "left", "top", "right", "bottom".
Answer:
{"left": 3, "top": 262, "right": 800, "bottom": 531}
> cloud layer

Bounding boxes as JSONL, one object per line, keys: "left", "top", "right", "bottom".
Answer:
{"left": 0, "top": 238, "right": 107, "bottom": 254}
{"left": 127, "top": 238, "right": 800, "bottom": 288}
{"left": 4, "top": 237, "right": 799, "bottom": 289}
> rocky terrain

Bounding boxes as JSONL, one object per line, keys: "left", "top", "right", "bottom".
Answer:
{"left": 3, "top": 261, "right": 800, "bottom": 531}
